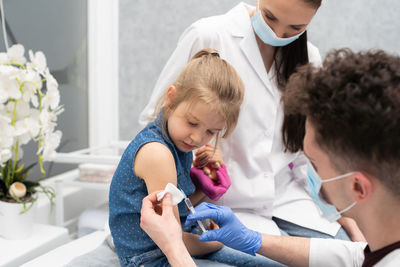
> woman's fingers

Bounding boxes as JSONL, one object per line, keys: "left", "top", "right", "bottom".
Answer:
{"left": 142, "top": 191, "right": 162, "bottom": 211}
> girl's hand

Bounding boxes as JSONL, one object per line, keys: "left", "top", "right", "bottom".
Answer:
{"left": 193, "top": 144, "right": 224, "bottom": 169}
{"left": 190, "top": 164, "right": 231, "bottom": 201}
{"left": 207, "top": 219, "right": 219, "bottom": 231}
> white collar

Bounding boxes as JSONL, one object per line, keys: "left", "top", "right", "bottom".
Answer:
{"left": 226, "top": 2, "right": 255, "bottom": 38}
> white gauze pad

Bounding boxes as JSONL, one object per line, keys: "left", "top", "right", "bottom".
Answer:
{"left": 156, "top": 183, "right": 185, "bottom": 205}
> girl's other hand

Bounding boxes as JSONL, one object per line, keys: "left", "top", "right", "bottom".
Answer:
{"left": 193, "top": 144, "right": 224, "bottom": 168}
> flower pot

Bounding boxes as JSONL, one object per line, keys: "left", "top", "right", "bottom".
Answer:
{"left": 0, "top": 199, "right": 36, "bottom": 240}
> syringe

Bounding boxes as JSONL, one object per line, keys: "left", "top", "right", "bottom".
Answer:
{"left": 181, "top": 190, "right": 207, "bottom": 233}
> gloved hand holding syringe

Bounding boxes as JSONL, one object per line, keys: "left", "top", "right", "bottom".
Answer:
{"left": 158, "top": 184, "right": 261, "bottom": 256}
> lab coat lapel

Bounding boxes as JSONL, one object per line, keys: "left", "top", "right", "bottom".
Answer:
{"left": 240, "top": 31, "right": 276, "bottom": 98}
{"left": 228, "top": 3, "right": 276, "bottom": 98}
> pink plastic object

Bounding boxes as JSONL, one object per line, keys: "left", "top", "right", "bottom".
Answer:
{"left": 190, "top": 165, "right": 231, "bottom": 201}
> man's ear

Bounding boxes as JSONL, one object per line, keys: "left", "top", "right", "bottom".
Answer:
{"left": 352, "top": 173, "right": 373, "bottom": 202}
{"left": 165, "top": 85, "right": 177, "bottom": 107}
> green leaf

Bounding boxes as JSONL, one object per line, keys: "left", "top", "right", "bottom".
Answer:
{"left": 0, "top": 179, "right": 7, "bottom": 195}
{"left": 15, "top": 163, "right": 25, "bottom": 174}
{"left": 1, "top": 164, "right": 9, "bottom": 185}
{"left": 23, "top": 181, "right": 40, "bottom": 192}
{"left": 14, "top": 162, "right": 37, "bottom": 182}
{"left": 19, "top": 162, "right": 36, "bottom": 176}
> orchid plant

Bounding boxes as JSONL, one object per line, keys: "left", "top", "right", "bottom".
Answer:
{"left": 0, "top": 44, "right": 63, "bottom": 212}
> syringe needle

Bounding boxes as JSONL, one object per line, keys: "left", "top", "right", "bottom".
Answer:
{"left": 183, "top": 194, "right": 207, "bottom": 233}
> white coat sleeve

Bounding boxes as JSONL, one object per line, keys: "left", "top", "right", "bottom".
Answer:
{"left": 138, "top": 22, "right": 222, "bottom": 126}
{"left": 307, "top": 41, "right": 323, "bottom": 68}
{"left": 309, "top": 238, "right": 367, "bottom": 267}
{"left": 289, "top": 152, "right": 308, "bottom": 189}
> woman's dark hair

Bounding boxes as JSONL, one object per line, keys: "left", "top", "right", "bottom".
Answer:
{"left": 278, "top": 32, "right": 309, "bottom": 153}
{"left": 278, "top": 0, "right": 321, "bottom": 153}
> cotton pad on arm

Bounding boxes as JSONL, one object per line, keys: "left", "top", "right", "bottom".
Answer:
{"left": 156, "top": 183, "right": 185, "bottom": 205}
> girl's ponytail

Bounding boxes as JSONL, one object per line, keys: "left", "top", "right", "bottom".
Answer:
{"left": 191, "top": 48, "right": 220, "bottom": 59}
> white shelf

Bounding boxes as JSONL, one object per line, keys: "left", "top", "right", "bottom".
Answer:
{"left": 0, "top": 224, "right": 70, "bottom": 267}
{"left": 55, "top": 169, "right": 111, "bottom": 190}
{"left": 50, "top": 140, "right": 128, "bottom": 165}
{"left": 53, "top": 169, "right": 111, "bottom": 227}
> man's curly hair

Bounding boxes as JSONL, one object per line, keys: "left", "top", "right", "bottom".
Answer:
{"left": 283, "top": 49, "right": 400, "bottom": 196}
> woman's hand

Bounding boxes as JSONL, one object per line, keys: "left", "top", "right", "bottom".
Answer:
{"left": 140, "top": 192, "right": 183, "bottom": 253}
{"left": 140, "top": 192, "right": 196, "bottom": 267}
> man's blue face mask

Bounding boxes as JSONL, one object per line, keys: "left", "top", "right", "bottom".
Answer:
{"left": 251, "top": 2, "right": 305, "bottom": 47}
{"left": 306, "top": 160, "right": 357, "bottom": 222}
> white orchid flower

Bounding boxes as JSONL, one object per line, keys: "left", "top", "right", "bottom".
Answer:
{"left": 21, "top": 69, "right": 42, "bottom": 92}
{"left": 28, "top": 50, "right": 47, "bottom": 74}
{"left": 7, "top": 44, "right": 27, "bottom": 65}
{"left": 40, "top": 130, "right": 62, "bottom": 161}
{"left": 0, "top": 115, "right": 14, "bottom": 149}
{"left": 0, "top": 112, "right": 11, "bottom": 125}
{"left": 20, "top": 70, "right": 42, "bottom": 107}
{"left": 0, "top": 52, "right": 9, "bottom": 64}
{"left": 39, "top": 109, "right": 50, "bottom": 125}
{"left": 15, "top": 117, "right": 40, "bottom": 138}
{"left": 42, "top": 88, "right": 60, "bottom": 110}
{"left": 44, "top": 69, "right": 58, "bottom": 91}
{"left": 6, "top": 100, "right": 31, "bottom": 120}
{"left": 0, "top": 87, "right": 8, "bottom": 103}
{"left": 0, "top": 66, "right": 21, "bottom": 100}
{"left": 16, "top": 131, "right": 31, "bottom": 145}
{"left": 1, "top": 44, "right": 62, "bottom": 176}
{"left": 0, "top": 148, "right": 12, "bottom": 165}
{"left": 39, "top": 110, "right": 58, "bottom": 136}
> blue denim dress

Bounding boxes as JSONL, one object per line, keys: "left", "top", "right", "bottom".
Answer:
{"left": 109, "top": 114, "right": 195, "bottom": 267}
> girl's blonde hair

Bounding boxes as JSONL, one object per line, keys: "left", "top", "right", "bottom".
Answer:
{"left": 155, "top": 48, "right": 244, "bottom": 139}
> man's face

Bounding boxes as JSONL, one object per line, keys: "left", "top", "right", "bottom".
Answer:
{"left": 303, "top": 119, "right": 354, "bottom": 211}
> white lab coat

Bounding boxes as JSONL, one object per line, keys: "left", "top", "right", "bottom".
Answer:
{"left": 309, "top": 239, "right": 400, "bottom": 267}
{"left": 139, "top": 2, "right": 340, "bottom": 236}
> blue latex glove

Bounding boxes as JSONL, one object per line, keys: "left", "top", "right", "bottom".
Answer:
{"left": 184, "top": 202, "right": 262, "bottom": 256}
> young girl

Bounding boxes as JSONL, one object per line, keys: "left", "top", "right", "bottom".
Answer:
{"left": 109, "top": 49, "right": 244, "bottom": 267}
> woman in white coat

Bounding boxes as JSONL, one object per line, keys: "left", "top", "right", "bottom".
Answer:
{"left": 140, "top": 0, "right": 363, "bottom": 265}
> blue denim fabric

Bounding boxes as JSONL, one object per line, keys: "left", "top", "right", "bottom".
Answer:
{"left": 120, "top": 249, "right": 235, "bottom": 267}
{"left": 120, "top": 248, "right": 284, "bottom": 267}
{"left": 119, "top": 248, "right": 166, "bottom": 267}
{"left": 109, "top": 113, "right": 195, "bottom": 260}
{"left": 272, "top": 216, "right": 351, "bottom": 240}
{"left": 204, "top": 246, "right": 286, "bottom": 267}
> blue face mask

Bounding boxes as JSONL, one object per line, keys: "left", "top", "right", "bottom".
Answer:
{"left": 306, "top": 161, "right": 357, "bottom": 222}
{"left": 250, "top": 5, "right": 305, "bottom": 47}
